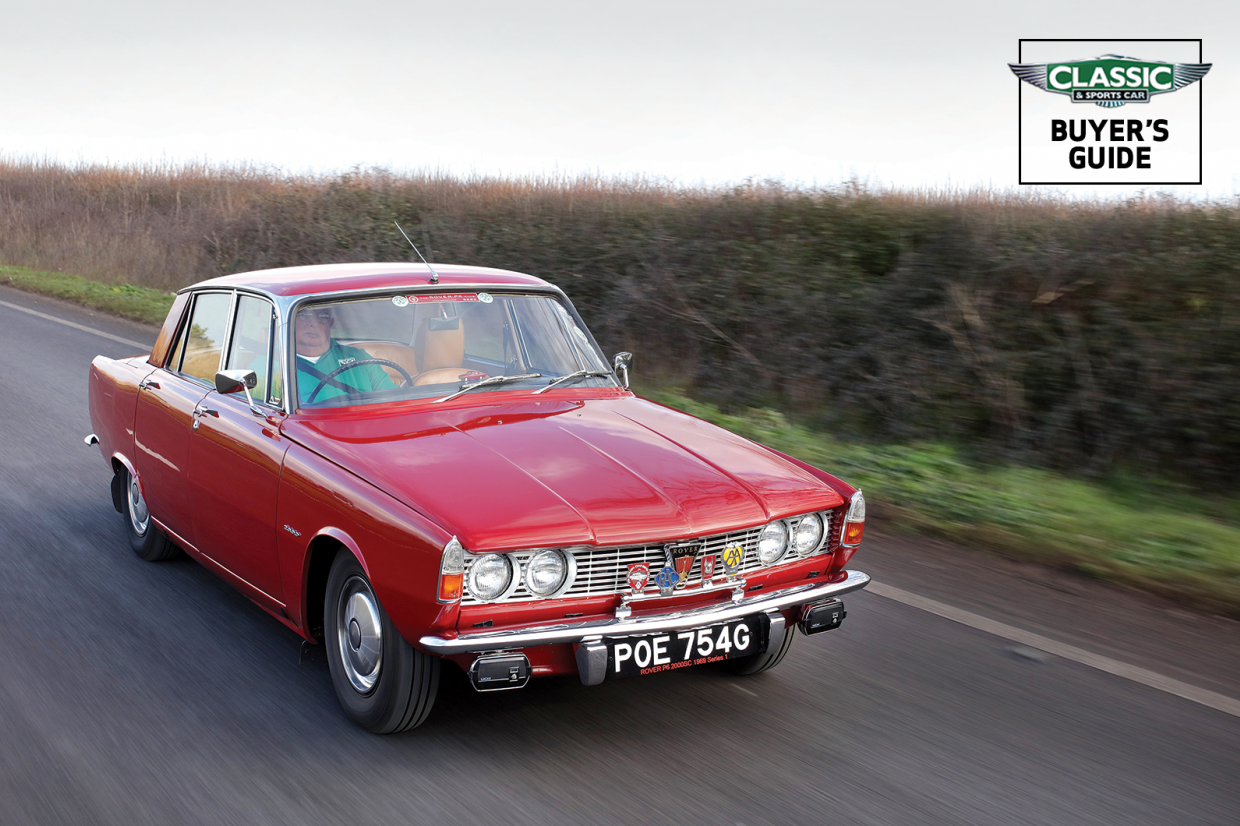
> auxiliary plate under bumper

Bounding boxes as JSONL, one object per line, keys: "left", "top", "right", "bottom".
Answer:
{"left": 419, "top": 570, "right": 870, "bottom": 655}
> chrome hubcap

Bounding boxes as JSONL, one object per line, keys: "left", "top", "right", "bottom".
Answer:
{"left": 128, "top": 475, "right": 150, "bottom": 537}
{"left": 337, "top": 576, "right": 382, "bottom": 693}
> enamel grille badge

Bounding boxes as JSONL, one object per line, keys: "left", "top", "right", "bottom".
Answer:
{"left": 666, "top": 542, "right": 701, "bottom": 588}
{"left": 655, "top": 566, "right": 677, "bottom": 596}
{"left": 627, "top": 563, "right": 649, "bottom": 595}
{"left": 721, "top": 544, "right": 744, "bottom": 580}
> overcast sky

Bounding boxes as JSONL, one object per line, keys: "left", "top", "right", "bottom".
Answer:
{"left": 4, "top": 0, "right": 1236, "bottom": 198}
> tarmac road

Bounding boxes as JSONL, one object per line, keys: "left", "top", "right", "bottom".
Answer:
{"left": 1, "top": 285, "right": 1238, "bottom": 826}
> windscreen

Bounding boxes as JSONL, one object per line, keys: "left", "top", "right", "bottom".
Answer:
{"left": 292, "top": 291, "right": 613, "bottom": 407}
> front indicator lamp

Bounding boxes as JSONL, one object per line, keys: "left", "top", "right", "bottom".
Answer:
{"left": 841, "top": 490, "right": 866, "bottom": 547}
{"left": 438, "top": 536, "right": 465, "bottom": 603}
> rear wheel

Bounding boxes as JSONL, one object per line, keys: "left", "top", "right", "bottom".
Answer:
{"left": 718, "top": 614, "right": 795, "bottom": 675}
{"left": 122, "top": 469, "right": 178, "bottom": 561}
{"left": 324, "top": 552, "right": 440, "bottom": 733}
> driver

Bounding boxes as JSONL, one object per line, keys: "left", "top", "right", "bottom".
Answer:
{"left": 295, "top": 306, "right": 396, "bottom": 403}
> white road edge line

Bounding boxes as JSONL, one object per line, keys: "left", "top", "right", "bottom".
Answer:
{"left": 867, "top": 580, "right": 1240, "bottom": 719}
{"left": 0, "top": 298, "right": 151, "bottom": 351}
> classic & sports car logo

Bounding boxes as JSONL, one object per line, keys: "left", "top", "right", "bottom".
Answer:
{"left": 1009, "top": 54, "right": 1210, "bottom": 108}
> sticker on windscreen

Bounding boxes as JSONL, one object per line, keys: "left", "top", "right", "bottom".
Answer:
{"left": 391, "top": 295, "right": 409, "bottom": 307}
{"left": 478, "top": 292, "right": 494, "bottom": 303}
{"left": 406, "top": 293, "right": 480, "bottom": 304}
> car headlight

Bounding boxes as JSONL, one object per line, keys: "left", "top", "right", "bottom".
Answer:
{"left": 792, "top": 513, "right": 824, "bottom": 555}
{"left": 469, "top": 554, "right": 513, "bottom": 601}
{"left": 757, "top": 521, "right": 789, "bottom": 565}
{"left": 525, "top": 549, "right": 568, "bottom": 596}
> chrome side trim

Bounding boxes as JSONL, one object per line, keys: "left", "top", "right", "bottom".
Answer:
{"left": 419, "top": 570, "right": 870, "bottom": 655}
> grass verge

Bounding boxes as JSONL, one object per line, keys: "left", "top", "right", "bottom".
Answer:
{"left": 645, "top": 390, "right": 1240, "bottom": 617}
{"left": 1, "top": 265, "right": 174, "bottom": 325}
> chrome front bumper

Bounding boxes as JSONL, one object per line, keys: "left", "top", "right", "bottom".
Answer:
{"left": 419, "top": 570, "right": 870, "bottom": 656}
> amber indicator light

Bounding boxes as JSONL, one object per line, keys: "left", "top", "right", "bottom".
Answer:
{"left": 439, "top": 572, "right": 463, "bottom": 602}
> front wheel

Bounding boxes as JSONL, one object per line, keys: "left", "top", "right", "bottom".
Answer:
{"left": 121, "top": 469, "right": 178, "bottom": 561}
{"left": 324, "top": 552, "right": 440, "bottom": 733}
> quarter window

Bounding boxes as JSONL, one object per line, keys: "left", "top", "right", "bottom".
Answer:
{"left": 226, "top": 295, "right": 281, "bottom": 406}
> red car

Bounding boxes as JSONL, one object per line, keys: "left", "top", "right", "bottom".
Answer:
{"left": 87, "top": 263, "right": 870, "bottom": 733}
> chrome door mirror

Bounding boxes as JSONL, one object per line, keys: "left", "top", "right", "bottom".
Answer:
{"left": 214, "top": 369, "right": 262, "bottom": 414}
{"left": 612, "top": 352, "right": 633, "bottom": 390}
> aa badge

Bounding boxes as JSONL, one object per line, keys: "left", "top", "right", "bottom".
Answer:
{"left": 721, "top": 543, "right": 744, "bottom": 580}
{"left": 626, "top": 563, "right": 650, "bottom": 595}
{"left": 701, "top": 553, "right": 716, "bottom": 581}
{"left": 666, "top": 542, "right": 701, "bottom": 588}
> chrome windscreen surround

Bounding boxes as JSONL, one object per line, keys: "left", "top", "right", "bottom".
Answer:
{"left": 459, "top": 511, "right": 833, "bottom": 605}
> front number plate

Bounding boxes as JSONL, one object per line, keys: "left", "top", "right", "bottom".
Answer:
{"left": 606, "top": 615, "right": 767, "bottom": 680}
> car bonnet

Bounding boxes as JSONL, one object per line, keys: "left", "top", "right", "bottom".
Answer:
{"left": 281, "top": 396, "right": 845, "bottom": 552}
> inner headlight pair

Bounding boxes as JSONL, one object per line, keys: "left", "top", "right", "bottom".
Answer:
{"left": 757, "top": 513, "right": 826, "bottom": 565}
{"left": 468, "top": 549, "right": 570, "bottom": 601}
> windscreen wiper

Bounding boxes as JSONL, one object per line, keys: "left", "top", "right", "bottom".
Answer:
{"left": 531, "top": 370, "right": 613, "bottom": 394}
{"left": 433, "top": 373, "right": 543, "bottom": 403}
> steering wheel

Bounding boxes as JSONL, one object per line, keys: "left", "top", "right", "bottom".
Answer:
{"left": 306, "top": 358, "right": 414, "bottom": 403}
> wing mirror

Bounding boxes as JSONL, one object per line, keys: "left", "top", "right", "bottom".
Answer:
{"left": 215, "top": 369, "right": 263, "bottom": 415}
{"left": 612, "top": 352, "right": 633, "bottom": 390}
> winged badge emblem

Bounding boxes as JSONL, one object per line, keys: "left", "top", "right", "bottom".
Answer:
{"left": 1009, "top": 54, "right": 1210, "bottom": 108}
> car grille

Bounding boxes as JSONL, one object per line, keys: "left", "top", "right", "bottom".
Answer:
{"left": 461, "top": 513, "right": 834, "bottom": 605}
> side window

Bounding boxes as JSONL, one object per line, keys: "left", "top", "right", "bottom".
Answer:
{"left": 178, "top": 293, "right": 233, "bottom": 383}
{"left": 226, "top": 296, "right": 278, "bottom": 405}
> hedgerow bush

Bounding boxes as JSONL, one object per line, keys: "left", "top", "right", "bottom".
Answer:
{"left": 3, "top": 160, "right": 1237, "bottom": 488}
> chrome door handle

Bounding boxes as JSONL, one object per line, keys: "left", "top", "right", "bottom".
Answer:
{"left": 139, "top": 378, "right": 161, "bottom": 390}
{"left": 191, "top": 405, "right": 218, "bottom": 431}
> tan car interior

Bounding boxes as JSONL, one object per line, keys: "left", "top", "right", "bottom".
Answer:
{"left": 349, "top": 314, "right": 470, "bottom": 386}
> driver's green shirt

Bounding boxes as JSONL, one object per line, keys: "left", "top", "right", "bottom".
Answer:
{"left": 297, "top": 340, "right": 396, "bottom": 404}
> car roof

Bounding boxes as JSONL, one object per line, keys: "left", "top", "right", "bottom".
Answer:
{"left": 187, "top": 263, "right": 554, "bottom": 297}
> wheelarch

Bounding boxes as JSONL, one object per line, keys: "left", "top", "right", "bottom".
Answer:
{"left": 109, "top": 454, "right": 139, "bottom": 514}
{"left": 302, "top": 530, "right": 367, "bottom": 643}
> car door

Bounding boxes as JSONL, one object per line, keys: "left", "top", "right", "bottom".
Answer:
{"left": 133, "top": 290, "right": 232, "bottom": 547}
{"left": 187, "top": 293, "right": 290, "bottom": 606}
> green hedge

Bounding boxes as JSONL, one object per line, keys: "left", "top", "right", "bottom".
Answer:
{"left": 207, "top": 178, "right": 1240, "bottom": 489}
{"left": 3, "top": 162, "right": 1237, "bottom": 488}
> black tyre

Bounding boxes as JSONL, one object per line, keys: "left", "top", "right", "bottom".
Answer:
{"left": 717, "top": 614, "right": 795, "bottom": 676}
{"left": 121, "top": 469, "right": 178, "bottom": 561}
{"left": 324, "top": 552, "right": 440, "bottom": 733}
